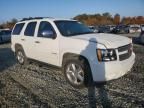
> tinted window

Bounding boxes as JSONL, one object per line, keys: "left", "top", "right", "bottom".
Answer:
{"left": 12, "top": 23, "right": 25, "bottom": 35}
{"left": 0, "top": 30, "right": 11, "bottom": 36}
{"left": 55, "top": 21, "right": 93, "bottom": 36}
{"left": 24, "top": 22, "right": 37, "bottom": 36}
{"left": 38, "top": 21, "right": 56, "bottom": 37}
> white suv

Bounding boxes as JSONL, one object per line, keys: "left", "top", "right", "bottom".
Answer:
{"left": 11, "top": 17, "right": 135, "bottom": 88}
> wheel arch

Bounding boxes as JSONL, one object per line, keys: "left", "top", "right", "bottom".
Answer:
{"left": 15, "top": 43, "right": 23, "bottom": 51}
{"left": 62, "top": 53, "right": 91, "bottom": 69}
{"left": 62, "top": 52, "right": 93, "bottom": 87}
{"left": 14, "top": 43, "right": 26, "bottom": 55}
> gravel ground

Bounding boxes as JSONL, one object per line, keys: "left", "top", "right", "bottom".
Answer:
{"left": 0, "top": 34, "right": 144, "bottom": 108}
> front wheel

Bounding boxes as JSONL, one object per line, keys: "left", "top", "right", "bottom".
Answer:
{"left": 63, "top": 57, "right": 93, "bottom": 88}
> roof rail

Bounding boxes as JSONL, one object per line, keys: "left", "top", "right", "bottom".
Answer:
{"left": 20, "top": 17, "right": 53, "bottom": 21}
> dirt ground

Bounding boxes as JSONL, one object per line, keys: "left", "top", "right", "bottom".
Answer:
{"left": 0, "top": 33, "right": 144, "bottom": 108}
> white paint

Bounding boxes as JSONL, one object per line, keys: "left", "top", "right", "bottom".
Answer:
{"left": 11, "top": 18, "right": 135, "bottom": 82}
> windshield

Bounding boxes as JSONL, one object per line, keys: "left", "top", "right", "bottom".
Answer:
{"left": 54, "top": 21, "right": 93, "bottom": 37}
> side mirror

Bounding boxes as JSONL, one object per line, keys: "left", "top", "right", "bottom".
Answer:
{"left": 41, "top": 30, "right": 56, "bottom": 39}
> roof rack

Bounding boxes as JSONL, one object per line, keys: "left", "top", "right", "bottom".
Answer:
{"left": 20, "top": 17, "right": 53, "bottom": 21}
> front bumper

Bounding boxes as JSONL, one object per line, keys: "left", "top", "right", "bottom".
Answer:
{"left": 90, "top": 52, "right": 135, "bottom": 82}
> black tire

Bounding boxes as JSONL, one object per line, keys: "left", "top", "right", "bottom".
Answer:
{"left": 62, "top": 56, "right": 93, "bottom": 88}
{"left": 15, "top": 47, "right": 28, "bottom": 65}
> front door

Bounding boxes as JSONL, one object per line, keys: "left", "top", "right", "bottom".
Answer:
{"left": 34, "top": 21, "right": 59, "bottom": 66}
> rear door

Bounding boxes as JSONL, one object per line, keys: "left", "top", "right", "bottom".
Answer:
{"left": 11, "top": 23, "right": 25, "bottom": 51}
{"left": 22, "top": 21, "right": 37, "bottom": 58}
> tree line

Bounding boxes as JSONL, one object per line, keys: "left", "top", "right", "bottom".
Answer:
{"left": 0, "top": 18, "right": 18, "bottom": 30}
{"left": 0, "top": 13, "right": 144, "bottom": 29}
{"left": 74, "top": 12, "right": 144, "bottom": 26}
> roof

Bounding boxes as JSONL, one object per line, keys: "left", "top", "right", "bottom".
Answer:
{"left": 19, "top": 17, "right": 76, "bottom": 22}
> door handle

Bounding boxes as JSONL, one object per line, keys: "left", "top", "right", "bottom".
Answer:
{"left": 21, "top": 39, "right": 25, "bottom": 41}
{"left": 52, "top": 52, "right": 57, "bottom": 55}
{"left": 35, "top": 41, "right": 40, "bottom": 43}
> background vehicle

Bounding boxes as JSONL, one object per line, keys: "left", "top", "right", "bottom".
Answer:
{"left": 112, "top": 25, "right": 129, "bottom": 34}
{"left": 88, "top": 26, "right": 98, "bottom": 33}
{"left": 128, "top": 25, "right": 141, "bottom": 33}
{"left": 141, "top": 24, "right": 144, "bottom": 32}
{"left": 98, "top": 26, "right": 111, "bottom": 33}
{"left": 139, "top": 31, "right": 144, "bottom": 44}
{"left": 107, "top": 25, "right": 116, "bottom": 32}
{"left": 0, "top": 29, "right": 12, "bottom": 43}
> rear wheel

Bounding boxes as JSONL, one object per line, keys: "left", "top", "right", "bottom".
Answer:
{"left": 63, "top": 57, "right": 93, "bottom": 88}
{"left": 16, "top": 48, "right": 28, "bottom": 65}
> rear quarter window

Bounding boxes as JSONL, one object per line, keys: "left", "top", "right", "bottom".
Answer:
{"left": 12, "top": 23, "right": 25, "bottom": 35}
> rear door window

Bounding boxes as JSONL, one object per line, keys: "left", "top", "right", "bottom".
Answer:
{"left": 12, "top": 23, "right": 25, "bottom": 35}
{"left": 24, "top": 22, "right": 37, "bottom": 36}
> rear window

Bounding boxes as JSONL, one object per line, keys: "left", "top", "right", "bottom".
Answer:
{"left": 12, "top": 23, "right": 25, "bottom": 35}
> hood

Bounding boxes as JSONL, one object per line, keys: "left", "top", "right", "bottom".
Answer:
{"left": 71, "top": 33, "right": 131, "bottom": 48}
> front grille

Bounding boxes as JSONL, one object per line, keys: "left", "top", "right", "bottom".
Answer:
{"left": 118, "top": 44, "right": 132, "bottom": 61}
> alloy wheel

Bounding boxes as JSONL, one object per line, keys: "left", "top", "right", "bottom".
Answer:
{"left": 66, "top": 63, "right": 84, "bottom": 85}
{"left": 17, "top": 51, "right": 24, "bottom": 64}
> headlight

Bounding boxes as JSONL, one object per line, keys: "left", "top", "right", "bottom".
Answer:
{"left": 97, "top": 49, "right": 117, "bottom": 62}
